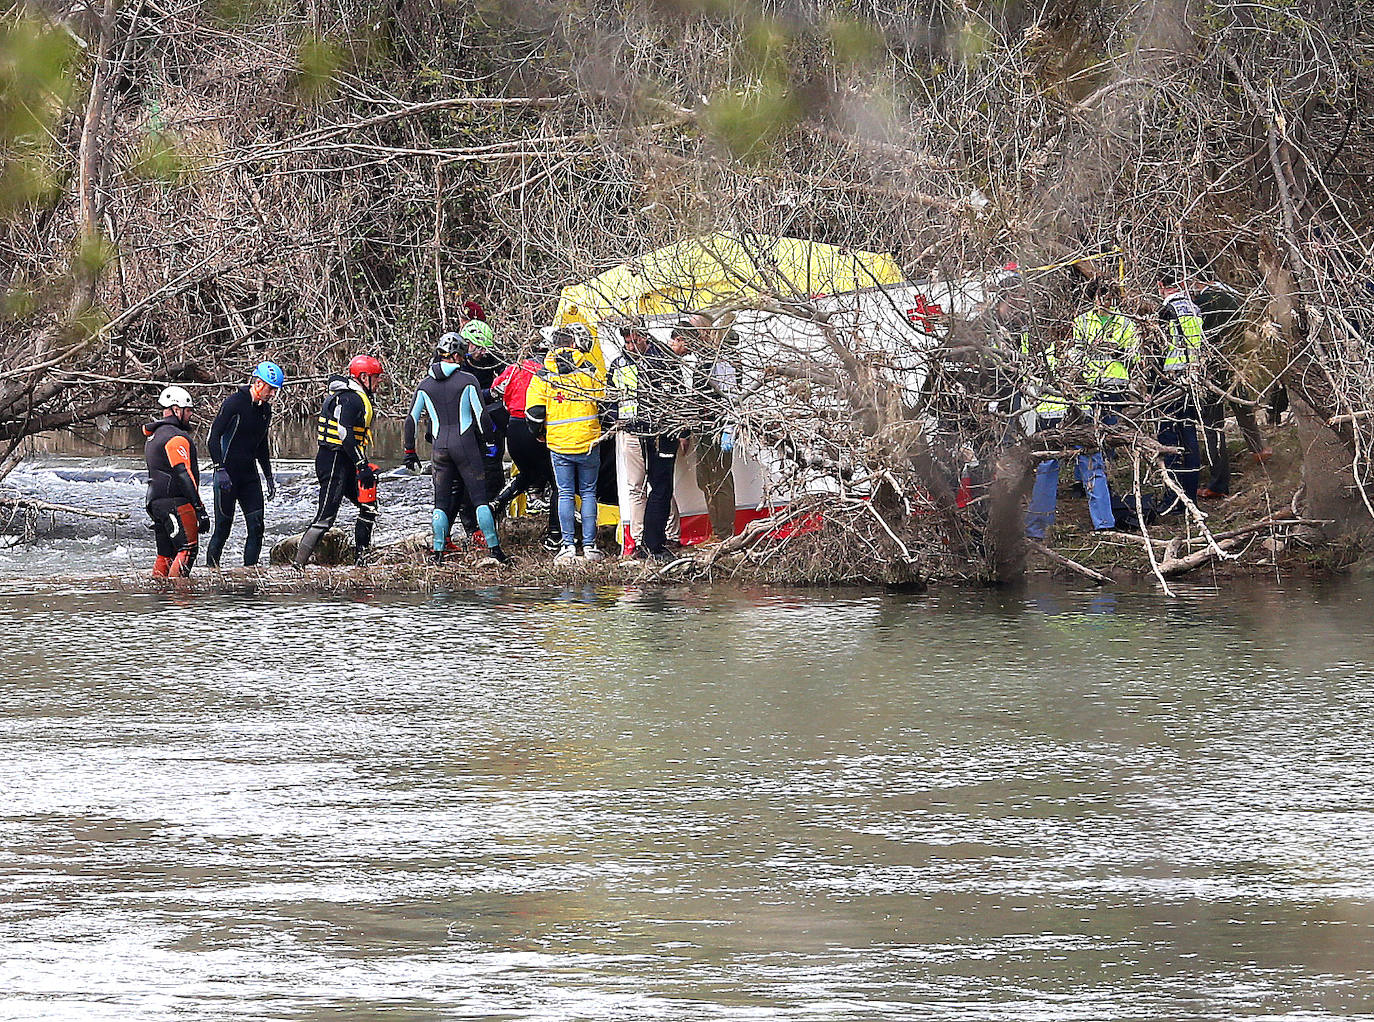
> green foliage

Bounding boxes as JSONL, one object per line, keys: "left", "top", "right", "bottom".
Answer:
{"left": 128, "top": 130, "right": 197, "bottom": 184}
{"left": 704, "top": 81, "right": 799, "bottom": 162}
{"left": 296, "top": 33, "right": 346, "bottom": 103}
{"left": 2, "top": 284, "right": 37, "bottom": 321}
{"left": 953, "top": 19, "right": 991, "bottom": 66}
{"left": 827, "top": 16, "right": 882, "bottom": 69}
{"left": 72, "top": 232, "right": 116, "bottom": 281}
{"left": 0, "top": 16, "right": 75, "bottom": 215}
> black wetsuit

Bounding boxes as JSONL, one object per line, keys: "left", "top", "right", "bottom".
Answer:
{"left": 205, "top": 385, "right": 274, "bottom": 567}
{"left": 143, "top": 417, "right": 207, "bottom": 576}
{"left": 405, "top": 361, "right": 500, "bottom": 551}
{"left": 461, "top": 351, "right": 509, "bottom": 527}
{"left": 296, "top": 375, "right": 377, "bottom": 566}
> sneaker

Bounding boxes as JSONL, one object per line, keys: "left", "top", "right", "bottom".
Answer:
{"left": 488, "top": 545, "right": 511, "bottom": 564}
{"left": 583, "top": 548, "right": 605, "bottom": 562}
{"left": 1197, "top": 487, "right": 1226, "bottom": 501}
{"left": 554, "top": 545, "right": 579, "bottom": 562}
{"left": 471, "top": 530, "right": 487, "bottom": 549}
{"left": 542, "top": 533, "right": 563, "bottom": 552}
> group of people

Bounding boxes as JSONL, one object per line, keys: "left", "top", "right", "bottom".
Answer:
{"left": 1007, "top": 266, "right": 1273, "bottom": 539}
{"left": 139, "top": 312, "right": 742, "bottom": 576}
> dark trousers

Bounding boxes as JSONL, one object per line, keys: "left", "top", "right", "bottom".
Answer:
{"left": 501, "top": 418, "right": 551, "bottom": 496}
{"left": 434, "top": 442, "right": 498, "bottom": 549}
{"left": 1159, "top": 397, "right": 1201, "bottom": 511}
{"left": 641, "top": 436, "right": 678, "bottom": 554}
{"left": 206, "top": 467, "right": 265, "bottom": 567}
{"left": 1201, "top": 398, "right": 1232, "bottom": 494}
{"left": 457, "top": 434, "right": 505, "bottom": 533}
{"left": 296, "top": 448, "right": 377, "bottom": 565}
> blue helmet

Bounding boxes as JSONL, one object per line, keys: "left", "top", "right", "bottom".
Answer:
{"left": 253, "top": 361, "right": 285, "bottom": 389}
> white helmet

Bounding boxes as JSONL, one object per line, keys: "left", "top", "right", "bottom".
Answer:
{"left": 158, "top": 385, "right": 194, "bottom": 409}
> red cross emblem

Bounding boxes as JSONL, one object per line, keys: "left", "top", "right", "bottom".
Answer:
{"left": 905, "top": 295, "right": 944, "bottom": 333}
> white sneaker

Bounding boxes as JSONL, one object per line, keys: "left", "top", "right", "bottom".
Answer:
{"left": 554, "top": 545, "right": 579, "bottom": 562}
{"left": 582, "top": 548, "right": 605, "bottom": 562}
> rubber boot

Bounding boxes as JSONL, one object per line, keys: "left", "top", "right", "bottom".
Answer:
{"left": 152, "top": 555, "right": 170, "bottom": 578}
{"left": 295, "top": 524, "right": 328, "bottom": 568}
{"left": 488, "top": 545, "right": 510, "bottom": 564}
{"left": 491, "top": 481, "right": 519, "bottom": 520}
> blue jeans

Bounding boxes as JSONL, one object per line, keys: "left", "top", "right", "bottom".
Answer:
{"left": 1025, "top": 452, "right": 1115, "bottom": 539}
{"left": 551, "top": 448, "right": 599, "bottom": 548}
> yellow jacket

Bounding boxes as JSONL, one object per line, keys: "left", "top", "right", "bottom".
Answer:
{"left": 526, "top": 348, "right": 606, "bottom": 455}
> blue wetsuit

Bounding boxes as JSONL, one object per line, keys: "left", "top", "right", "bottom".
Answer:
{"left": 404, "top": 361, "right": 500, "bottom": 552}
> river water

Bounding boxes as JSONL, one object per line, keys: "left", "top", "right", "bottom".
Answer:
{"left": 4, "top": 446, "right": 1374, "bottom": 1020}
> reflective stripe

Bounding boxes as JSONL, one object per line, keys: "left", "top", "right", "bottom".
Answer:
{"left": 612, "top": 361, "right": 639, "bottom": 421}
{"left": 1162, "top": 294, "right": 1204, "bottom": 372}
{"left": 1071, "top": 310, "right": 1138, "bottom": 395}
{"left": 317, "top": 386, "right": 375, "bottom": 449}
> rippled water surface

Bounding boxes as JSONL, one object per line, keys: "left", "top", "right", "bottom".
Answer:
{"left": 4, "top": 574, "right": 1374, "bottom": 1020}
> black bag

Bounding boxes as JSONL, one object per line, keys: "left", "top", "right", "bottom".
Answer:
{"left": 1111, "top": 492, "right": 1158, "bottom": 530}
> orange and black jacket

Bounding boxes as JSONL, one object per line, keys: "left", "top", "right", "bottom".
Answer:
{"left": 143, "top": 418, "right": 204, "bottom": 509}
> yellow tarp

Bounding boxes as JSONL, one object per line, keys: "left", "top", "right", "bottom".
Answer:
{"left": 555, "top": 233, "right": 904, "bottom": 336}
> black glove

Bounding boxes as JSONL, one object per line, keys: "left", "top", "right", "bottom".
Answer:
{"left": 403, "top": 450, "right": 421, "bottom": 474}
{"left": 196, "top": 507, "right": 211, "bottom": 532}
{"left": 213, "top": 466, "right": 231, "bottom": 494}
{"left": 264, "top": 476, "right": 277, "bottom": 501}
{"left": 357, "top": 462, "right": 377, "bottom": 489}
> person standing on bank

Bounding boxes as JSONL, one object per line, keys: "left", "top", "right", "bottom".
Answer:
{"left": 403, "top": 332, "right": 509, "bottom": 565}
{"left": 690, "top": 326, "right": 740, "bottom": 544}
{"left": 609, "top": 320, "right": 664, "bottom": 558}
{"left": 525, "top": 333, "right": 607, "bottom": 562}
{"left": 295, "top": 355, "right": 382, "bottom": 569}
{"left": 1194, "top": 271, "right": 1272, "bottom": 498}
{"left": 205, "top": 361, "right": 283, "bottom": 569}
{"left": 143, "top": 386, "right": 211, "bottom": 578}
{"left": 458, "top": 319, "right": 509, "bottom": 518}
{"left": 1155, "top": 268, "right": 1205, "bottom": 512}
{"left": 490, "top": 332, "right": 563, "bottom": 548}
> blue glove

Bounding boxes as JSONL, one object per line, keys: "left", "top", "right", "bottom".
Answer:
{"left": 213, "top": 466, "right": 232, "bottom": 494}
{"left": 719, "top": 427, "right": 735, "bottom": 454}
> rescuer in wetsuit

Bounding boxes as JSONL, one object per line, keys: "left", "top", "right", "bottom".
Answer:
{"left": 143, "top": 385, "right": 210, "bottom": 578}
{"left": 205, "top": 361, "right": 284, "bottom": 568}
{"left": 295, "top": 355, "right": 382, "bottom": 569}
{"left": 404, "top": 333, "right": 509, "bottom": 564}
{"left": 455, "top": 320, "right": 509, "bottom": 536}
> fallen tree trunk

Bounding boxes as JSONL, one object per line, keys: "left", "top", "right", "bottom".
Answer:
{"left": 0, "top": 493, "right": 128, "bottom": 523}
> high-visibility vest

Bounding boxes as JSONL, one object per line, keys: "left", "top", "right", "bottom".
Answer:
{"left": 316, "top": 382, "right": 374, "bottom": 450}
{"left": 1070, "top": 311, "right": 1138, "bottom": 391}
{"left": 610, "top": 358, "right": 639, "bottom": 422}
{"left": 1020, "top": 332, "right": 1068, "bottom": 419}
{"left": 1160, "top": 292, "right": 1204, "bottom": 373}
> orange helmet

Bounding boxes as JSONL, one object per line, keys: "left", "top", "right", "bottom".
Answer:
{"left": 348, "top": 355, "right": 382, "bottom": 379}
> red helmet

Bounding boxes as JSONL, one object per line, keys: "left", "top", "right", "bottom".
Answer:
{"left": 348, "top": 355, "right": 382, "bottom": 380}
